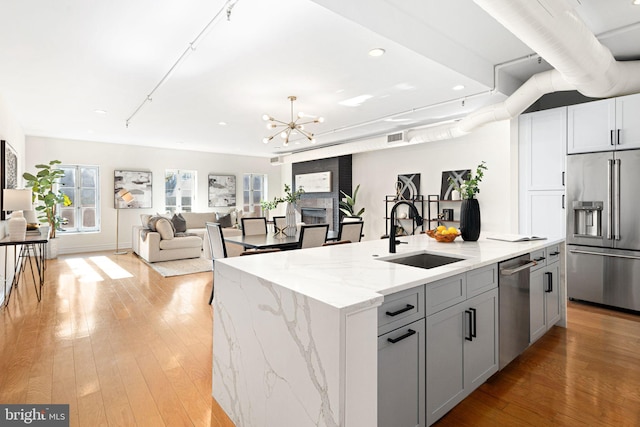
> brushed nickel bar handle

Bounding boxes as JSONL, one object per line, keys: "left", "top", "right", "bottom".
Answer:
{"left": 500, "top": 260, "right": 537, "bottom": 276}
{"left": 569, "top": 249, "right": 640, "bottom": 261}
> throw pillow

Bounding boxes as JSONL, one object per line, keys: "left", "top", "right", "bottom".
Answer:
{"left": 155, "top": 218, "right": 175, "bottom": 240}
{"left": 140, "top": 214, "right": 152, "bottom": 228}
{"left": 218, "top": 213, "right": 233, "bottom": 228}
{"left": 171, "top": 213, "right": 187, "bottom": 232}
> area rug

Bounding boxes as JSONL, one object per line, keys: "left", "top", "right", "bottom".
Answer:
{"left": 146, "top": 256, "right": 212, "bottom": 277}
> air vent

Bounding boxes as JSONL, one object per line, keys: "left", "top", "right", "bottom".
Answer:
{"left": 386, "top": 131, "right": 407, "bottom": 143}
{"left": 270, "top": 156, "right": 284, "bottom": 166}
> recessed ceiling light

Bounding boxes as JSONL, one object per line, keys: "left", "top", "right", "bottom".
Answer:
{"left": 633, "top": 0, "right": 640, "bottom": 5}
{"left": 218, "top": 121, "right": 227, "bottom": 126}
{"left": 368, "top": 48, "right": 386, "bottom": 57}
{"left": 94, "top": 109, "right": 107, "bottom": 115}
{"left": 452, "top": 85, "right": 465, "bottom": 91}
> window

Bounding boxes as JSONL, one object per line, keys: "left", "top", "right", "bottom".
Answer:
{"left": 58, "top": 165, "right": 100, "bottom": 233}
{"left": 243, "top": 174, "right": 267, "bottom": 216}
{"left": 165, "top": 169, "right": 196, "bottom": 213}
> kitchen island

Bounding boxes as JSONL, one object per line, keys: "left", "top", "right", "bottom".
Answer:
{"left": 212, "top": 234, "right": 565, "bottom": 427}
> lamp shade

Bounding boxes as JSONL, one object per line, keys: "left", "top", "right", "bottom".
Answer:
{"left": 3, "top": 189, "right": 33, "bottom": 211}
{"left": 116, "top": 188, "right": 134, "bottom": 204}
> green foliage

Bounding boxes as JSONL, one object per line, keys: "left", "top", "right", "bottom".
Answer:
{"left": 259, "top": 183, "right": 305, "bottom": 211}
{"left": 448, "top": 161, "right": 487, "bottom": 200}
{"left": 22, "top": 160, "right": 72, "bottom": 239}
{"left": 339, "top": 184, "right": 365, "bottom": 217}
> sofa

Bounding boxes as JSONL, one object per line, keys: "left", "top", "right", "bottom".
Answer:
{"left": 132, "top": 211, "right": 242, "bottom": 263}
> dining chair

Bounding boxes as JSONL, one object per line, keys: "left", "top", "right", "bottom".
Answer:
{"left": 206, "top": 221, "right": 282, "bottom": 304}
{"left": 206, "top": 222, "right": 227, "bottom": 304}
{"left": 241, "top": 217, "right": 268, "bottom": 236}
{"left": 338, "top": 220, "right": 364, "bottom": 243}
{"left": 272, "top": 216, "right": 286, "bottom": 233}
{"left": 322, "top": 240, "right": 351, "bottom": 246}
{"left": 298, "top": 223, "right": 329, "bottom": 249}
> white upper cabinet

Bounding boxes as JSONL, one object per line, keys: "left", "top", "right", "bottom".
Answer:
{"left": 615, "top": 93, "right": 640, "bottom": 150}
{"left": 519, "top": 107, "right": 567, "bottom": 191}
{"left": 568, "top": 92, "right": 640, "bottom": 154}
{"left": 567, "top": 98, "right": 615, "bottom": 154}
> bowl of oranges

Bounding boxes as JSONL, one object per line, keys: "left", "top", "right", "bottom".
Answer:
{"left": 426, "top": 225, "right": 460, "bottom": 243}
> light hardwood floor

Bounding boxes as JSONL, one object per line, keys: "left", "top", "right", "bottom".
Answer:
{"left": 1, "top": 251, "right": 639, "bottom": 426}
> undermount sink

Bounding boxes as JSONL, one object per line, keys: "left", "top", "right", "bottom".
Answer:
{"left": 380, "top": 252, "right": 464, "bottom": 270}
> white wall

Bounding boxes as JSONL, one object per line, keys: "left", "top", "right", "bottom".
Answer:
{"left": 0, "top": 93, "right": 26, "bottom": 304}
{"left": 25, "top": 136, "right": 281, "bottom": 254}
{"left": 352, "top": 120, "right": 516, "bottom": 241}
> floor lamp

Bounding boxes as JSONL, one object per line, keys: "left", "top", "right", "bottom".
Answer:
{"left": 115, "top": 188, "right": 134, "bottom": 255}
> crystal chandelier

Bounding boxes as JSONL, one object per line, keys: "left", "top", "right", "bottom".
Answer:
{"left": 262, "top": 96, "right": 324, "bottom": 146}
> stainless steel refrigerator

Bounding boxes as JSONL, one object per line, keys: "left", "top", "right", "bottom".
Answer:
{"left": 566, "top": 149, "right": 640, "bottom": 311}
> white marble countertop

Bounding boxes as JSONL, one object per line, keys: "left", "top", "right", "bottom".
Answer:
{"left": 218, "top": 233, "right": 564, "bottom": 314}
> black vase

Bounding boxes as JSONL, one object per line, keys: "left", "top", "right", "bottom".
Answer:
{"left": 460, "top": 198, "right": 481, "bottom": 241}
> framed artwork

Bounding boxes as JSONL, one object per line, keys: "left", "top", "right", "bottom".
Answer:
{"left": 114, "top": 170, "right": 152, "bottom": 208}
{"left": 440, "top": 169, "right": 471, "bottom": 200}
{"left": 295, "top": 171, "right": 331, "bottom": 193}
{"left": 208, "top": 174, "right": 236, "bottom": 207}
{"left": 1, "top": 140, "right": 18, "bottom": 220}
{"left": 396, "top": 173, "right": 420, "bottom": 200}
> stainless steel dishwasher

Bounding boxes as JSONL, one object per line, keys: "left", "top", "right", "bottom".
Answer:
{"left": 498, "top": 254, "right": 537, "bottom": 369}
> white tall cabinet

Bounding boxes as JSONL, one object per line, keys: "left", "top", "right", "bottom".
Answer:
{"left": 518, "top": 107, "right": 567, "bottom": 239}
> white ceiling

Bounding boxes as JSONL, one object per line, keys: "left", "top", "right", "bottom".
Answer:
{"left": 0, "top": 0, "right": 639, "bottom": 158}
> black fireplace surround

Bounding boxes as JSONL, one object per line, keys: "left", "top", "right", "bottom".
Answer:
{"left": 292, "top": 155, "right": 352, "bottom": 231}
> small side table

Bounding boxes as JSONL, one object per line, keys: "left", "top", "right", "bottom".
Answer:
{"left": 1, "top": 230, "right": 48, "bottom": 307}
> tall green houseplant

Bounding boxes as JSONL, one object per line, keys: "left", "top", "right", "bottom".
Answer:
{"left": 23, "top": 160, "right": 72, "bottom": 239}
{"left": 339, "top": 184, "right": 365, "bottom": 218}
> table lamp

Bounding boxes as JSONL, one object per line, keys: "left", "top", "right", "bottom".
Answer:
{"left": 3, "top": 189, "right": 33, "bottom": 241}
{"left": 115, "top": 188, "right": 135, "bottom": 254}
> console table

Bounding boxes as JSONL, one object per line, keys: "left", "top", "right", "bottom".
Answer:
{"left": 1, "top": 231, "right": 48, "bottom": 307}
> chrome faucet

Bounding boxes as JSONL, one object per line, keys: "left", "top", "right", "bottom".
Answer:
{"left": 389, "top": 200, "right": 424, "bottom": 253}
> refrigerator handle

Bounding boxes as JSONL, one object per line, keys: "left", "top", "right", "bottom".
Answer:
{"left": 607, "top": 159, "right": 613, "bottom": 240}
{"left": 610, "top": 130, "right": 615, "bottom": 145}
{"left": 614, "top": 159, "right": 621, "bottom": 240}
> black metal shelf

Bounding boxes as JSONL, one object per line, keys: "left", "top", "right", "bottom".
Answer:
{"left": 384, "top": 195, "right": 425, "bottom": 237}
{"left": 427, "top": 194, "right": 463, "bottom": 229}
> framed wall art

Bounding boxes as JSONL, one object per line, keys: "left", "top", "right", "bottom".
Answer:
{"left": 396, "top": 173, "right": 420, "bottom": 200}
{"left": 1, "top": 140, "right": 19, "bottom": 220}
{"left": 208, "top": 174, "right": 236, "bottom": 207}
{"left": 440, "top": 169, "right": 471, "bottom": 200}
{"left": 295, "top": 171, "right": 332, "bottom": 193}
{"left": 114, "top": 170, "right": 152, "bottom": 208}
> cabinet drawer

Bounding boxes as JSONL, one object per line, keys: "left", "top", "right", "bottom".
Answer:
{"left": 466, "top": 264, "right": 497, "bottom": 298}
{"left": 425, "top": 274, "right": 466, "bottom": 316}
{"left": 378, "top": 286, "right": 425, "bottom": 336}
{"left": 546, "top": 244, "right": 561, "bottom": 265}
{"left": 530, "top": 248, "right": 547, "bottom": 271}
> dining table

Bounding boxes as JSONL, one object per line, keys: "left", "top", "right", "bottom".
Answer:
{"left": 224, "top": 230, "right": 338, "bottom": 251}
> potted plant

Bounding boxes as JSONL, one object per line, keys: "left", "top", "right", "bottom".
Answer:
{"left": 448, "top": 161, "right": 487, "bottom": 241}
{"left": 22, "top": 160, "right": 72, "bottom": 242}
{"left": 339, "top": 184, "right": 365, "bottom": 219}
{"left": 260, "top": 184, "right": 304, "bottom": 234}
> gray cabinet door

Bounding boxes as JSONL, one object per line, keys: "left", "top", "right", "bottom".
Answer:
{"left": 464, "top": 289, "right": 499, "bottom": 392}
{"left": 545, "top": 263, "right": 562, "bottom": 328}
{"left": 378, "top": 319, "right": 425, "bottom": 427}
{"left": 426, "top": 303, "right": 465, "bottom": 426}
{"left": 530, "top": 267, "right": 547, "bottom": 343}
